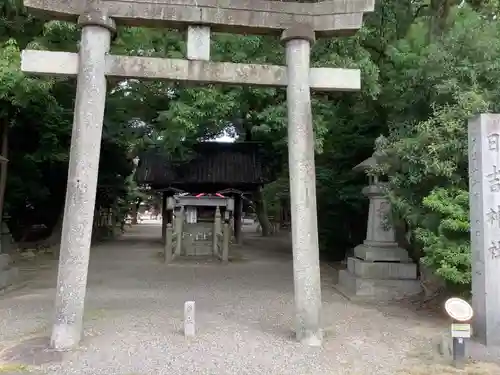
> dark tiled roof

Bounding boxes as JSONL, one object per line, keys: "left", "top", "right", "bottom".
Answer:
{"left": 135, "top": 142, "right": 269, "bottom": 188}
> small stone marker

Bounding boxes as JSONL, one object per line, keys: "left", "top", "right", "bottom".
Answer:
{"left": 184, "top": 301, "right": 195, "bottom": 337}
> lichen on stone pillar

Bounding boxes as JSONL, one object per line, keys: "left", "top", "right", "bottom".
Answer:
{"left": 50, "top": 9, "right": 115, "bottom": 351}
{"left": 281, "top": 22, "right": 323, "bottom": 347}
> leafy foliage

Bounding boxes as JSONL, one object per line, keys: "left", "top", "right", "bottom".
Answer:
{"left": 0, "top": 0, "right": 498, "bottom": 292}
{"left": 374, "top": 5, "right": 500, "bottom": 289}
{"left": 416, "top": 187, "right": 471, "bottom": 287}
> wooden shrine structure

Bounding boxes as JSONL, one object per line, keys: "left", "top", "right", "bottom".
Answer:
{"left": 162, "top": 195, "right": 234, "bottom": 263}
{"left": 135, "top": 142, "right": 271, "bottom": 251}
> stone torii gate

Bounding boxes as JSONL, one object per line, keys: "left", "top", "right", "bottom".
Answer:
{"left": 21, "top": 0, "right": 374, "bottom": 350}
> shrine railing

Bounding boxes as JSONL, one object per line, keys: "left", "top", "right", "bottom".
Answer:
{"left": 164, "top": 224, "right": 182, "bottom": 263}
{"left": 213, "top": 209, "right": 230, "bottom": 263}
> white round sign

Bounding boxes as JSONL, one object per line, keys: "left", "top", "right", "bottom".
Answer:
{"left": 445, "top": 297, "right": 473, "bottom": 322}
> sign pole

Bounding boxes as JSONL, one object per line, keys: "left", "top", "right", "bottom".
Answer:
{"left": 445, "top": 297, "right": 474, "bottom": 368}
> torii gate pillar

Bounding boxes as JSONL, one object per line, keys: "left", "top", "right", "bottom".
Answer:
{"left": 50, "top": 12, "right": 115, "bottom": 350}
{"left": 281, "top": 25, "right": 322, "bottom": 345}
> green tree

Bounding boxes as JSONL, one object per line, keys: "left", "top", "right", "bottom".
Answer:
{"left": 375, "top": 5, "right": 500, "bottom": 289}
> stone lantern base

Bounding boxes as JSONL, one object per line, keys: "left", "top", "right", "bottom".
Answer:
{"left": 337, "top": 148, "right": 422, "bottom": 300}
{"left": 336, "top": 243, "right": 421, "bottom": 300}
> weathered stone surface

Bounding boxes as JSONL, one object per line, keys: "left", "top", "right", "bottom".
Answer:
{"left": 435, "top": 333, "right": 455, "bottom": 360}
{"left": 50, "top": 21, "right": 112, "bottom": 350}
{"left": 184, "top": 301, "right": 195, "bottom": 337}
{"left": 0, "top": 253, "right": 11, "bottom": 270}
{"left": 337, "top": 154, "right": 419, "bottom": 301}
{"left": 285, "top": 36, "right": 322, "bottom": 347}
{"left": 281, "top": 23, "right": 315, "bottom": 44}
{"left": 78, "top": 10, "right": 116, "bottom": 31}
{"left": 354, "top": 243, "right": 411, "bottom": 262}
{"left": 24, "top": 0, "right": 375, "bottom": 37}
{"left": 0, "top": 267, "right": 18, "bottom": 289}
{"left": 468, "top": 114, "right": 500, "bottom": 347}
{"left": 337, "top": 269, "right": 421, "bottom": 300}
{"left": 21, "top": 50, "right": 361, "bottom": 92}
{"left": 0, "top": 221, "right": 14, "bottom": 254}
{"left": 362, "top": 185, "right": 397, "bottom": 244}
{"left": 347, "top": 257, "right": 417, "bottom": 280}
{"left": 182, "top": 223, "right": 215, "bottom": 256}
{"left": 187, "top": 26, "right": 210, "bottom": 61}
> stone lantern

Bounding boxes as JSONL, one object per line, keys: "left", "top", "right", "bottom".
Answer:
{"left": 335, "top": 149, "right": 421, "bottom": 300}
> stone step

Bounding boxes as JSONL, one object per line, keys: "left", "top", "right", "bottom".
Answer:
{"left": 347, "top": 257, "right": 417, "bottom": 280}
{"left": 354, "top": 243, "right": 411, "bottom": 262}
{"left": 336, "top": 270, "right": 421, "bottom": 301}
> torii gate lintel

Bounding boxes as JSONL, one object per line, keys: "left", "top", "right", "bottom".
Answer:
{"left": 23, "top": 0, "right": 375, "bottom": 37}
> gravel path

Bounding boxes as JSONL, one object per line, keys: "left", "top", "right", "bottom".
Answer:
{"left": 0, "top": 223, "right": 447, "bottom": 375}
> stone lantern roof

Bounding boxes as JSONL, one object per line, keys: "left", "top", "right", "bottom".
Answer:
{"left": 352, "top": 155, "right": 376, "bottom": 173}
{"left": 352, "top": 135, "right": 388, "bottom": 180}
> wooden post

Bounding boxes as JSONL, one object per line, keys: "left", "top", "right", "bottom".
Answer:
{"left": 234, "top": 195, "right": 243, "bottom": 244}
{"left": 213, "top": 207, "right": 221, "bottom": 255}
{"left": 175, "top": 206, "right": 184, "bottom": 256}
{"left": 164, "top": 196, "right": 175, "bottom": 263}
{"left": 0, "top": 123, "right": 9, "bottom": 231}
{"left": 222, "top": 210, "right": 230, "bottom": 263}
{"left": 131, "top": 202, "right": 138, "bottom": 224}
{"left": 165, "top": 224, "right": 173, "bottom": 263}
{"left": 161, "top": 192, "right": 167, "bottom": 243}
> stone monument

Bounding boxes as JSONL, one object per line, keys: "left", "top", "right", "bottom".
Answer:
{"left": 468, "top": 114, "right": 500, "bottom": 347}
{"left": 21, "top": 0, "right": 375, "bottom": 349}
{"left": 336, "top": 150, "right": 421, "bottom": 300}
{"left": 184, "top": 301, "right": 195, "bottom": 337}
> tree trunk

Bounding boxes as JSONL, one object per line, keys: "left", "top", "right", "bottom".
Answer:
{"left": 131, "top": 201, "right": 139, "bottom": 224}
{"left": 253, "top": 186, "right": 272, "bottom": 236}
{"left": 0, "top": 122, "right": 8, "bottom": 222}
{"left": 428, "top": 0, "right": 454, "bottom": 43}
